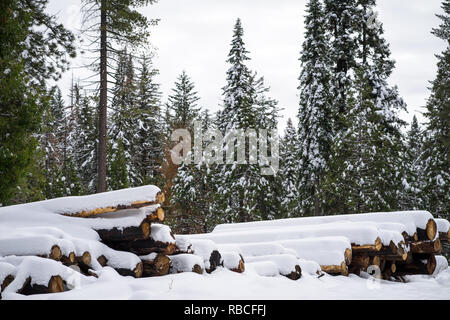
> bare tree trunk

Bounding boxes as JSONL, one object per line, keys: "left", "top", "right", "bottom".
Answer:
{"left": 97, "top": 0, "right": 107, "bottom": 193}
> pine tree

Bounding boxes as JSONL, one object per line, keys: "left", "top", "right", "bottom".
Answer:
{"left": 167, "top": 71, "right": 201, "bottom": 130}
{"left": 422, "top": 0, "right": 450, "bottom": 218}
{"left": 215, "top": 18, "right": 280, "bottom": 223}
{"left": 108, "top": 51, "right": 136, "bottom": 190}
{"left": 0, "top": 0, "right": 75, "bottom": 204}
{"left": 400, "top": 116, "right": 425, "bottom": 210}
{"left": 134, "top": 54, "right": 163, "bottom": 187}
{"left": 326, "top": 0, "right": 406, "bottom": 213}
{"left": 298, "top": 0, "right": 333, "bottom": 216}
{"left": 279, "top": 118, "right": 301, "bottom": 218}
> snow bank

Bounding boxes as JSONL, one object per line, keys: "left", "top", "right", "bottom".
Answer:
{"left": 213, "top": 210, "right": 434, "bottom": 238}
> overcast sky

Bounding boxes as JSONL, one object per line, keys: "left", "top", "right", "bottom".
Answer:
{"left": 48, "top": 0, "right": 446, "bottom": 131}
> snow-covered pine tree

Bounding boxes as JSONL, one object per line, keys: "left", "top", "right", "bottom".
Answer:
{"left": 323, "top": 0, "right": 358, "bottom": 132}
{"left": 297, "top": 0, "right": 333, "bottom": 216}
{"left": 171, "top": 109, "right": 217, "bottom": 234}
{"left": 215, "top": 18, "right": 279, "bottom": 223}
{"left": 133, "top": 54, "right": 164, "bottom": 187}
{"left": 166, "top": 70, "right": 201, "bottom": 130}
{"left": 326, "top": 0, "right": 407, "bottom": 214}
{"left": 279, "top": 118, "right": 301, "bottom": 218}
{"left": 422, "top": 0, "right": 449, "bottom": 218}
{"left": 108, "top": 51, "right": 136, "bottom": 190}
{"left": 400, "top": 116, "right": 425, "bottom": 210}
{"left": 41, "top": 87, "right": 67, "bottom": 198}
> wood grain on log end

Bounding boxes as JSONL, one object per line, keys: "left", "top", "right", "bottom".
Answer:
{"left": 50, "top": 245, "right": 62, "bottom": 261}
{"left": 1, "top": 275, "right": 14, "bottom": 292}
{"left": 192, "top": 264, "right": 204, "bottom": 275}
{"left": 344, "top": 248, "right": 352, "bottom": 266}
{"left": 426, "top": 219, "right": 437, "bottom": 241}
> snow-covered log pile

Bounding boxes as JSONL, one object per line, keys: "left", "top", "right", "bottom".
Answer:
{"left": 0, "top": 186, "right": 197, "bottom": 298}
{"left": 178, "top": 211, "right": 449, "bottom": 281}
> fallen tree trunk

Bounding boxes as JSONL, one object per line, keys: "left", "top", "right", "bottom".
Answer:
{"left": 20, "top": 276, "right": 65, "bottom": 295}
{"left": 396, "top": 254, "right": 436, "bottom": 275}
{"left": 416, "top": 219, "right": 437, "bottom": 241}
{"left": 410, "top": 239, "right": 441, "bottom": 255}
{"left": 95, "top": 221, "right": 151, "bottom": 242}
{"left": 320, "top": 262, "right": 349, "bottom": 276}
{"left": 351, "top": 238, "right": 382, "bottom": 254}
{"left": 64, "top": 191, "right": 165, "bottom": 218}
{"left": 105, "top": 238, "right": 177, "bottom": 256}
{"left": 141, "top": 253, "right": 171, "bottom": 277}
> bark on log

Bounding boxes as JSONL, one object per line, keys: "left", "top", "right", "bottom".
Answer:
{"left": 321, "top": 262, "right": 348, "bottom": 276}
{"left": 141, "top": 254, "right": 171, "bottom": 277}
{"left": 20, "top": 276, "right": 64, "bottom": 295}
{"left": 396, "top": 254, "right": 436, "bottom": 275}
{"left": 96, "top": 221, "right": 151, "bottom": 242}
{"left": 439, "top": 230, "right": 449, "bottom": 242}
{"left": 105, "top": 238, "right": 177, "bottom": 256}
{"left": 351, "top": 237, "right": 382, "bottom": 254}
{"left": 417, "top": 219, "right": 437, "bottom": 241}
{"left": 115, "top": 262, "right": 143, "bottom": 278}
{"left": 65, "top": 192, "right": 164, "bottom": 218}
{"left": 410, "top": 239, "right": 442, "bottom": 255}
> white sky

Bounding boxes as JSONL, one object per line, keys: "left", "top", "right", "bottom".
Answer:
{"left": 48, "top": 0, "right": 446, "bottom": 131}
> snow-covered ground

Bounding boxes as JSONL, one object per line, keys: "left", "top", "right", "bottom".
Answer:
{"left": 2, "top": 266, "right": 450, "bottom": 300}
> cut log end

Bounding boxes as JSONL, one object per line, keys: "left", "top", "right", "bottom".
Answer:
{"left": 390, "top": 262, "right": 396, "bottom": 274}
{"left": 141, "top": 222, "right": 151, "bottom": 239}
{"left": 231, "top": 259, "right": 245, "bottom": 273}
{"left": 371, "top": 255, "right": 381, "bottom": 267}
{"left": 375, "top": 237, "right": 382, "bottom": 251}
{"left": 49, "top": 276, "right": 64, "bottom": 293}
{"left": 1, "top": 275, "right": 15, "bottom": 292}
{"left": 134, "top": 262, "right": 144, "bottom": 278}
{"left": 97, "top": 255, "right": 108, "bottom": 267}
{"left": 77, "top": 251, "right": 92, "bottom": 266}
{"left": 142, "top": 254, "right": 171, "bottom": 277}
{"left": 192, "top": 264, "right": 204, "bottom": 275}
{"left": 50, "top": 245, "right": 62, "bottom": 261}
{"left": 156, "top": 192, "right": 165, "bottom": 204}
{"left": 427, "top": 255, "right": 436, "bottom": 275}
{"left": 61, "top": 252, "right": 76, "bottom": 265}
{"left": 426, "top": 219, "right": 437, "bottom": 241}
{"left": 344, "top": 248, "right": 352, "bottom": 266}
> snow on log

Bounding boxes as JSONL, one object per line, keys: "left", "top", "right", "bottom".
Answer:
{"left": 188, "top": 239, "right": 222, "bottom": 273}
{"left": 244, "top": 254, "right": 302, "bottom": 280}
{"left": 213, "top": 210, "right": 437, "bottom": 240}
{"left": 0, "top": 256, "right": 95, "bottom": 296}
{"left": 432, "top": 255, "right": 448, "bottom": 276}
{"left": 140, "top": 253, "right": 171, "bottom": 277}
{"left": 169, "top": 254, "right": 204, "bottom": 274}
{"left": 145, "top": 207, "right": 165, "bottom": 223}
{"left": 173, "top": 236, "right": 194, "bottom": 255}
{"left": 95, "top": 221, "right": 151, "bottom": 242}
{"left": 188, "top": 222, "right": 387, "bottom": 250}
{"left": 0, "top": 186, "right": 162, "bottom": 218}
{"left": 435, "top": 218, "right": 449, "bottom": 242}
{"left": 276, "top": 237, "right": 352, "bottom": 266}
{"left": 221, "top": 251, "right": 245, "bottom": 273}
{"left": 297, "top": 259, "right": 322, "bottom": 276}
{"left": 245, "top": 261, "right": 279, "bottom": 277}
